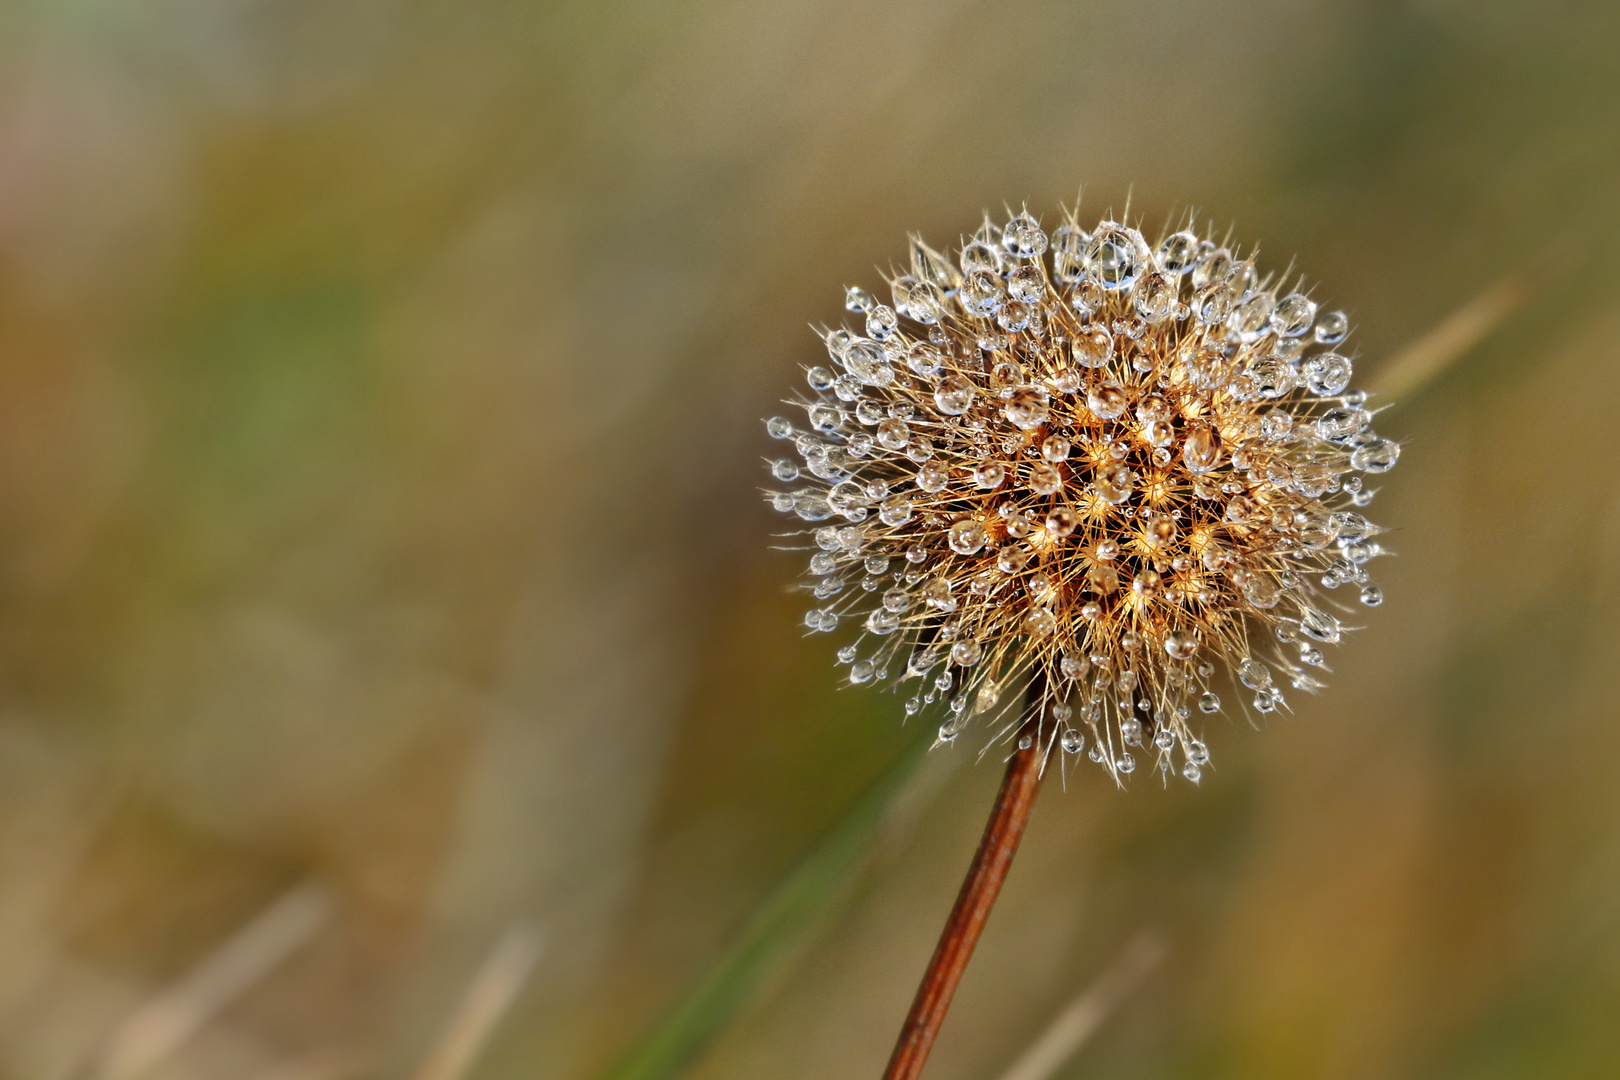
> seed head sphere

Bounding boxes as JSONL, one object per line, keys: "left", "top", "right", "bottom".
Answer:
{"left": 764, "top": 208, "right": 1399, "bottom": 784}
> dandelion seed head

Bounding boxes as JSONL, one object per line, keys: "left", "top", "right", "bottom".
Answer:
{"left": 765, "top": 206, "right": 1400, "bottom": 784}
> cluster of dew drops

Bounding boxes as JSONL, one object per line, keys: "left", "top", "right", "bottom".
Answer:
{"left": 763, "top": 207, "right": 1399, "bottom": 785}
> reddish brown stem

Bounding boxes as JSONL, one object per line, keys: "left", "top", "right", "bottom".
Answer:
{"left": 880, "top": 676, "right": 1050, "bottom": 1080}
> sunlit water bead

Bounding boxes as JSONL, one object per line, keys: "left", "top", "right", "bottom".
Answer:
{"left": 1270, "top": 293, "right": 1317, "bottom": 337}
{"left": 1086, "top": 224, "right": 1146, "bottom": 291}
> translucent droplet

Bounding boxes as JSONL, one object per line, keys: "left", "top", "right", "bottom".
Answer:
{"left": 1051, "top": 224, "right": 1088, "bottom": 284}
{"left": 1303, "top": 353, "right": 1353, "bottom": 396}
{"left": 960, "top": 269, "right": 1005, "bottom": 316}
{"left": 1028, "top": 462, "right": 1063, "bottom": 495}
{"left": 1072, "top": 325, "right": 1113, "bottom": 368}
{"left": 866, "top": 609, "right": 900, "bottom": 634}
{"left": 1165, "top": 631, "right": 1198, "bottom": 659}
{"left": 866, "top": 305, "right": 898, "bottom": 340}
{"left": 767, "top": 416, "right": 793, "bottom": 439}
{"left": 1270, "top": 293, "right": 1317, "bottom": 337}
{"left": 1228, "top": 292, "right": 1275, "bottom": 341}
{"left": 1060, "top": 654, "right": 1091, "bottom": 679}
{"left": 973, "top": 461, "right": 1006, "bottom": 489}
{"left": 1328, "top": 511, "right": 1372, "bottom": 540}
{"left": 1360, "top": 584, "right": 1384, "bottom": 607}
{"left": 1351, "top": 438, "right": 1400, "bottom": 473}
{"left": 934, "top": 375, "right": 977, "bottom": 415}
{"left": 1095, "top": 463, "right": 1134, "bottom": 504}
{"left": 1087, "top": 563, "right": 1120, "bottom": 594}
{"left": 876, "top": 418, "right": 909, "bottom": 451}
{"left": 980, "top": 683, "right": 1004, "bottom": 713}
{"left": 1086, "top": 382, "right": 1127, "bottom": 420}
{"left": 996, "top": 301, "right": 1030, "bottom": 333}
{"left": 951, "top": 639, "right": 982, "bottom": 666}
{"left": 907, "top": 281, "right": 946, "bottom": 324}
{"left": 1182, "top": 763, "right": 1202, "bottom": 783}
{"left": 1316, "top": 406, "right": 1369, "bottom": 441}
{"left": 916, "top": 461, "right": 949, "bottom": 493}
{"left": 845, "top": 286, "right": 875, "bottom": 313}
{"left": 1299, "top": 608, "right": 1341, "bottom": 643}
{"left": 1250, "top": 357, "right": 1297, "bottom": 398}
{"left": 1086, "top": 224, "right": 1144, "bottom": 291}
{"left": 1002, "top": 212, "right": 1048, "bottom": 258}
{"left": 879, "top": 494, "right": 914, "bottom": 526}
{"left": 1195, "top": 283, "right": 1235, "bottom": 326}
{"left": 1007, "top": 264, "right": 1045, "bottom": 303}
{"left": 1116, "top": 753, "right": 1137, "bottom": 774}
{"left": 1134, "top": 273, "right": 1177, "bottom": 323}
{"left": 772, "top": 460, "right": 800, "bottom": 482}
{"left": 948, "top": 519, "right": 988, "bottom": 555}
{"left": 1191, "top": 248, "right": 1231, "bottom": 289}
{"left": 907, "top": 342, "right": 943, "bottom": 377}
{"left": 1005, "top": 386, "right": 1051, "bottom": 429}
{"left": 960, "top": 236, "right": 1002, "bottom": 275}
{"left": 1314, "top": 310, "right": 1349, "bottom": 344}
{"left": 1023, "top": 607, "right": 1057, "bottom": 636}
{"left": 911, "top": 236, "right": 958, "bottom": 289}
{"left": 1045, "top": 508, "right": 1078, "bottom": 538}
{"left": 1238, "top": 658, "right": 1271, "bottom": 688}
{"left": 1157, "top": 231, "right": 1200, "bottom": 275}
{"left": 1061, "top": 729, "right": 1085, "bottom": 754}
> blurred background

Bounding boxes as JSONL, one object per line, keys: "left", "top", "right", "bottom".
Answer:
{"left": 0, "top": 0, "right": 1618, "bottom": 1077}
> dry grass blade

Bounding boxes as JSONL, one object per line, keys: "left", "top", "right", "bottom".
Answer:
{"left": 410, "top": 925, "right": 546, "bottom": 1080}
{"left": 1371, "top": 270, "right": 1540, "bottom": 403}
{"left": 87, "top": 883, "right": 332, "bottom": 1080}
{"left": 993, "top": 930, "right": 1167, "bottom": 1080}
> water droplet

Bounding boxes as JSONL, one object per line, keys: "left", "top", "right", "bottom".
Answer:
{"left": 973, "top": 461, "right": 1007, "bottom": 489}
{"left": 1051, "top": 224, "right": 1089, "bottom": 283}
{"left": 1041, "top": 434, "right": 1070, "bottom": 462}
{"left": 1182, "top": 763, "right": 1202, "bottom": 783}
{"left": 1023, "top": 607, "right": 1057, "bottom": 636}
{"left": 1360, "top": 585, "right": 1384, "bottom": 607}
{"left": 1303, "top": 353, "right": 1353, "bottom": 396}
{"left": 1270, "top": 293, "right": 1317, "bottom": 337}
{"left": 1351, "top": 438, "right": 1400, "bottom": 473}
{"left": 1007, "top": 264, "right": 1045, "bottom": 302}
{"left": 951, "top": 639, "right": 982, "bottom": 666}
{"left": 865, "top": 305, "right": 898, "bottom": 341}
{"left": 1191, "top": 248, "right": 1231, "bottom": 289}
{"left": 916, "top": 461, "right": 950, "bottom": 493}
{"left": 1045, "top": 508, "right": 1079, "bottom": 538}
{"left": 1060, "top": 654, "right": 1091, "bottom": 680}
{"left": 1300, "top": 608, "right": 1341, "bottom": 643}
{"left": 934, "top": 375, "right": 977, "bottom": 415}
{"left": 1314, "top": 310, "right": 1349, "bottom": 344}
{"left": 1025, "top": 462, "right": 1061, "bottom": 495}
{"left": 1238, "top": 658, "right": 1271, "bottom": 688}
{"left": 948, "top": 519, "right": 989, "bottom": 555}
{"left": 879, "top": 494, "right": 914, "bottom": 526}
{"left": 1134, "top": 273, "right": 1176, "bottom": 322}
{"left": 1095, "top": 463, "right": 1134, "bottom": 504}
{"left": 1005, "top": 386, "right": 1051, "bottom": 429}
{"left": 1116, "top": 753, "right": 1137, "bottom": 774}
{"left": 1002, "top": 212, "right": 1048, "bottom": 258}
{"left": 1086, "top": 383, "right": 1128, "bottom": 420}
{"left": 1165, "top": 632, "right": 1198, "bottom": 659}
{"left": 767, "top": 417, "right": 793, "bottom": 439}
{"left": 1316, "top": 406, "right": 1369, "bottom": 441}
{"left": 960, "top": 269, "right": 1005, "bottom": 316}
{"left": 1072, "top": 325, "right": 1113, "bottom": 368}
{"left": 1086, "top": 224, "right": 1145, "bottom": 291}
{"left": 845, "top": 286, "right": 875, "bottom": 313}
{"left": 1061, "top": 729, "right": 1085, "bottom": 754}
{"left": 1157, "top": 231, "right": 1200, "bottom": 275}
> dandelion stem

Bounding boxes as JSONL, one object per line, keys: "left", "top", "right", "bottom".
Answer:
{"left": 881, "top": 674, "right": 1049, "bottom": 1080}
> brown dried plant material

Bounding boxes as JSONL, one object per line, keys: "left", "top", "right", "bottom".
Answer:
{"left": 766, "top": 207, "right": 1400, "bottom": 785}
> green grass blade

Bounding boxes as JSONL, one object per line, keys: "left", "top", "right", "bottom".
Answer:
{"left": 601, "top": 732, "right": 942, "bottom": 1080}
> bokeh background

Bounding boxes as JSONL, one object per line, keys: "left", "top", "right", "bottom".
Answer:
{"left": 1, "top": 0, "right": 1619, "bottom": 1077}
